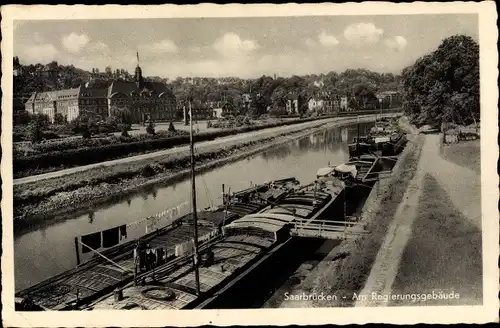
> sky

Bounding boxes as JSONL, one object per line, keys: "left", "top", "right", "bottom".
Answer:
{"left": 13, "top": 14, "right": 478, "bottom": 79}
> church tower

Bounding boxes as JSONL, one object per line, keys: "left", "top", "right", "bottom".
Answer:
{"left": 135, "top": 50, "right": 144, "bottom": 89}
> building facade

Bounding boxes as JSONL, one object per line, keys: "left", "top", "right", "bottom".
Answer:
{"left": 25, "top": 59, "right": 177, "bottom": 124}
{"left": 285, "top": 94, "right": 299, "bottom": 114}
{"left": 375, "top": 91, "right": 403, "bottom": 109}
{"left": 181, "top": 105, "right": 214, "bottom": 124}
{"left": 340, "top": 96, "right": 349, "bottom": 111}
{"left": 208, "top": 101, "right": 237, "bottom": 119}
{"left": 307, "top": 94, "right": 340, "bottom": 114}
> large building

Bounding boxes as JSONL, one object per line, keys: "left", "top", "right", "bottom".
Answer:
{"left": 25, "top": 56, "right": 177, "bottom": 124}
{"left": 307, "top": 94, "right": 340, "bottom": 114}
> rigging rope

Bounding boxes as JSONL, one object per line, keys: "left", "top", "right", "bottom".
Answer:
{"left": 78, "top": 240, "right": 132, "bottom": 273}
{"left": 193, "top": 145, "right": 214, "bottom": 208}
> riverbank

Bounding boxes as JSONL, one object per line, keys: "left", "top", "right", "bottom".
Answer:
{"left": 14, "top": 115, "right": 394, "bottom": 230}
{"left": 262, "top": 117, "right": 423, "bottom": 308}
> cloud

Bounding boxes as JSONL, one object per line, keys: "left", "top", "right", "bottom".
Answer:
{"left": 87, "top": 41, "right": 109, "bottom": 53}
{"left": 190, "top": 46, "right": 202, "bottom": 53}
{"left": 17, "top": 44, "right": 59, "bottom": 64}
{"left": 213, "top": 32, "right": 259, "bottom": 57}
{"left": 33, "top": 32, "right": 44, "bottom": 43}
{"left": 318, "top": 31, "right": 339, "bottom": 47}
{"left": 305, "top": 38, "right": 317, "bottom": 48}
{"left": 384, "top": 36, "right": 408, "bottom": 52}
{"left": 148, "top": 39, "right": 179, "bottom": 54}
{"left": 62, "top": 33, "right": 90, "bottom": 54}
{"left": 343, "top": 23, "right": 384, "bottom": 46}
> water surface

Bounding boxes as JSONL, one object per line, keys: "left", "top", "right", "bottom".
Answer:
{"left": 14, "top": 122, "right": 374, "bottom": 291}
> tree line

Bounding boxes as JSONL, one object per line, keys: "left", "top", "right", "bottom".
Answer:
{"left": 14, "top": 57, "right": 402, "bottom": 115}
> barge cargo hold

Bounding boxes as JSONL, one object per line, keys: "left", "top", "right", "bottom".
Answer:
{"left": 77, "top": 179, "right": 347, "bottom": 310}
{"left": 14, "top": 178, "right": 300, "bottom": 311}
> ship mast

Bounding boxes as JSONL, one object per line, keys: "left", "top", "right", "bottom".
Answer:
{"left": 356, "top": 115, "right": 360, "bottom": 159}
{"left": 189, "top": 99, "right": 201, "bottom": 296}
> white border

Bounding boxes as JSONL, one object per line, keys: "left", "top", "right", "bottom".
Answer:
{"left": 2, "top": 3, "right": 498, "bottom": 326}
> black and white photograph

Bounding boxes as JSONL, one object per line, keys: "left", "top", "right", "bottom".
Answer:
{"left": 1, "top": 3, "right": 498, "bottom": 327}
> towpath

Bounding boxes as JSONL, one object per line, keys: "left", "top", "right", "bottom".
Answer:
{"left": 14, "top": 115, "right": 394, "bottom": 186}
{"left": 355, "top": 132, "right": 481, "bottom": 306}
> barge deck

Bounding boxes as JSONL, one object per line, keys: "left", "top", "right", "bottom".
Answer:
{"left": 15, "top": 178, "right": 299, "bottom": 311}
{"left": 78, "top": 179, "right": 348, "bottom": 310}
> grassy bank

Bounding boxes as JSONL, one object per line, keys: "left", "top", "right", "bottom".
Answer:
{"left": 14, "top": 110, "right": 402, "bottom": 178}
{"left": 13, "top": 115, "right": 333, "bottom": 177}
{"left": 441, "top": 139, "right": 480, "bottom": 174}
{"left": 388, "top": 173, "right": 482, "bottom": 306}
{"left": 14, "top": 116, "right": 378, "bottom": 229}
{"left": 302, "top": 124, "right": 424, "bottom": 307}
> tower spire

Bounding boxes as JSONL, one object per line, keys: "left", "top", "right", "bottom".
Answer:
{"left": 136, "top": 49, "right": 140, "bottom": 67}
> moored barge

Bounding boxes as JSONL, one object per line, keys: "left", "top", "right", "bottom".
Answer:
{"left": 348, "top": 118, "right": 407, "bottom": 158}
{"left": 14, "top": 178, "right": 300, "bottom": 311}
{"left": 75, "top": 179, "right": 347, "bottom": 310}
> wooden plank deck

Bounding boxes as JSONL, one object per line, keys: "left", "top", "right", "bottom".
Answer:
{"left": 87, "top": 234, "right": 275, "bottom": 310}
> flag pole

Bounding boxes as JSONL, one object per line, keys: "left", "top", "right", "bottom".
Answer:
{"left": 189, "top": 99, "right": 201, "bottom": 296}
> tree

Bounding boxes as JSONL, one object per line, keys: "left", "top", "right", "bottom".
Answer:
{"left": 28, "top": 114, "right": 49, "bottom": 143}
{"left": 168, "top": 121, "right": 176, "bottom": 132}
{"left": 401, "top": 35, "right": 479, "bottom": 126}
{"left": 105, "top": 66, "right": 112, "bottom": 77}
{"left": 54, "top": 113, "right": 66, "bottom": 125}
{"left": 146, "top": 121, "right": 156, "bottom": 135}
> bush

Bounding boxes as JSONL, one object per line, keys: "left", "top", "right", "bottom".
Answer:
{"left": 28, "top": 122, "right": 42, "bottom": 144}
{"left": 13, "top": 132, "right": 27, "bottom": 142}
{"left": 95, "top": 118, "right": 119, "bottom": 134}
{"left": 41, "top": 131, "right": 60, "bottom": 140}
{"left": 141, "top": 164, "right": 156, "bottom": 177}
{"left": 146, "top": 122, "right": 156, "bottom": 135}
{"left": 117, "top": 122, "right": 131, "bottom": 132}
{"left": 121, "top": 128, "right": 130, "bottom": 138}
{"left": 27, "top": 114, "right": 49, "bottom": 144}
{"left": 81, "top": 125, "right": 92, "bottom": 139}
{"left": 14, "top": 110, "right": 32, "bottom": 126}
{"left": 168, "top": 121, "right": 176, "bottom": 132}
{"left": 54, "top": 113, "right": 66, "bottom": 125}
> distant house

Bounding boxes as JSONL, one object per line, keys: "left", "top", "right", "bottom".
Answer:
{"left": 182, "top": 104, "right": 213, "bottom": 123}
{"left": 285, "top": 94, "right": 299, "bottom": 115}
{"left": 307, "top": 97, "right": 324, "bottom": 112}
{"left": 313, "top": 80, "right": 324, "bottom": 88}
{"left": 307, "top": 93, "right": 338, "bottom": 114}
{"left": 340, "top": 96, "right": 349, "bottom": 111}
{"left": 242, "top": 93, "right": 253, "bottom": 111}
{"left": 208, "top": 101, "right": 236, "bottom": 118}
{"left": 376, "top": 90, "right": 403, "bottom": 109}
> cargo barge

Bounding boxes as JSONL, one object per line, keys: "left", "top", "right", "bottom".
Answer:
{"left": 14, "top": 178, "right": 300, "bottom": 311}
{"left": 76, "top": 178, "right": 348, "bottom": 310}
{"left": 348, "top": 117, "right": 407, "bottom": 158}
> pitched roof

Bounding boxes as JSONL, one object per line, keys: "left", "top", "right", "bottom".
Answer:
{"left": 108, "top": 80, "right": 174, "bottom": 98}
{"left": 107, "top": 80, "right": 138, "bottom": 97}
{"left": 79, "top": 86, "right": 108, "bottom": 98}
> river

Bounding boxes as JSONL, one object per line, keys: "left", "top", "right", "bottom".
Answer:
{"left": 14, "top": 121, "right": 374, "bottom": 291}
